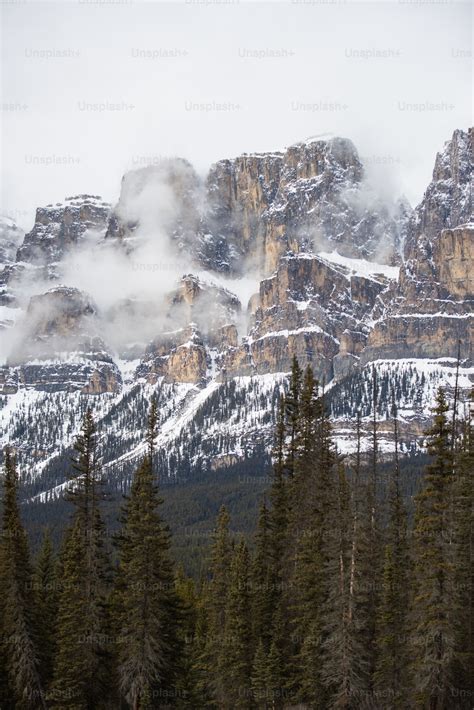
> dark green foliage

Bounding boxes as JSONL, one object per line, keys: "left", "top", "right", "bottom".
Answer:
{"left": 251, "top": 502, "right": 274, "bottom": 652}
{"left": 288, "top": 374, "right": 334, "bottom": 705}
{"left": 375, "top": 398, "right": 410, "bottom": 708}
{"left": 251, "top": 639, "right": 270, "bottom": 708}
{"left": 114, "top": 430, "right": 181, "bottom": 707}
{"left": 320, "top": 464, "right": 356, "bottom": 707}
{"left": 450, "top": 390, "right": 474, "bottom": 702}
{"left": 34, "top": 528, "right": 58, "bottom": 692}
{"left": 50, "top": 409, "right": 113, "bottom": 708}
{"left": 0, "top": 448, "right": 45, "bottom": 709}
{"left": 201, "top": 505, "right": 233, "bottom": 706}
{"left": 411, "top": 389, "right": 455, "bottom": 709}
{"left": 174, "top": 567, "right": 200, "bottom": 707}
{"left": 3, "top": 361, "right": 473, "bottom": 710}
{"left": 222, "top": 540, "right": 253, "bottom": 708}
{"left": 284, "top": 355, "right": 302, "bottom": 479}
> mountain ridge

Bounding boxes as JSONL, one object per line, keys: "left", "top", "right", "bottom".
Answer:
{"left": 0, "top": 128, "right": 472, "bottom": 498}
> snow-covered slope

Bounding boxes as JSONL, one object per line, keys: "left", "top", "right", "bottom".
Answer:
{"left": 0, "top": 128, "right": 472, "bottom": 504}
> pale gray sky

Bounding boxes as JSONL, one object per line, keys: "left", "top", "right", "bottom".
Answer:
{"left": 1, "top": 0, "right": 472, "bottom": 231}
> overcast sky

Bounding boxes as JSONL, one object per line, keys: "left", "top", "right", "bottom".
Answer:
{"left": 1, "top": 0, "right": 472, "bottom": 231}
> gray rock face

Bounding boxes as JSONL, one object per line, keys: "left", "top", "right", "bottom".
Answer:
{"left": 8, "top": 286, "right": 100, "bottom": 362}
{"left": 361, "top": 129, "right": 474, "bottom": 368}
{"left": 0, "top": 217, "right": 24, "bottom": 264}
{"left": 0, "top": 217, "right": 25, "bottom": 307}
{"left": 16, "top": 195, "right": 111, "bottom": 277}
{"left": 4, "top": 286, "right": 121, "bottom": 394}
{"left": 206, "top": 137, "right": 408, "bottom": 273}
{"left": 0, "top": 130, "right": 474, "bottom": 412}
{"left": 0, "top": 129, "right": 472, "bottom": 478}
{"left": 222, "top": 253, "right": 391, "bottom": 382}
{"left": 137, "top": 275, "right": 241, "bottom": 383}
{"left": 104, "top": 138, "right": 409, "bottom": 277}
{"left": 402, "top": 128, "right": 473, "bottom": 296}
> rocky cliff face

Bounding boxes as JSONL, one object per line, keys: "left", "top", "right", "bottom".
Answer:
{"left": 4, "top": 286, "right": 120, "bottom": 394}
{"left": 435, "top": 224, "right": 474, "bottom": 298}
{"left": 206, "top": 137, "right": 408, "bottom": 273}
{"left": 0, "top": 217, "right": 25, "bottom": 309}
{"left": 362, "top": 221, "right": 474, "bottom": 365}
{"left": 0, "top": 128, "right": 472, "bottom": 488}
{"left": 361, "top": 128, "right": 473, "bottom": 367}
{"left": 137, "top": 275, "right": 241, "bottom": 383}
{"left": 0, "top": 217, "right": 24, "bottom": 265}
{"left": 104, "top": 138, "right": 408, "bottom": 277}
{"left": 222, "top": 253, "right": 391, "bottom": 383}
{"left": 1, "top": 194, "right": 111, "bottom": 336}
{"left": 402, "top": 128, "right": 473, "bottom": 295}
{"left": 16, "top": 195, "right": 111, "bottom": 278}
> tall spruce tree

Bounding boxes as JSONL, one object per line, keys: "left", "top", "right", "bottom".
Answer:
{"left": 50, "top": 409, "right": 112, "bottom": 709}
{"left": 191, "top": 578, "right": 214, "bottom": 707}
{"left": 251, "top": 501, "right": 274, "bottom": 652}
{"left": 284, "top": 355, "right": 302, "bottom": 479}
{"left": 114, "top": 402, "right": 181, "bottom": 709}
{"left": 204, "top": 504, "right": 234, "bottom": 707}
{"left": 251, "top": 638, "right": 271, "bottom": 709}
{"left": 222, "top": 540, "right": 253, "bottom": 709}
{"left": 450, "top": 391, "right": 474, "bottom": 702}
{"left": 34, "top": 528, "right": 58, "bottom": 693}
{"left": 0, "top": 447, "right": 45, "bottom": 710}
{"left": 375, "top": 396, "right": 410, "bottom": 708}
{"left": 266, "top": 396, "right": 292, "bottom": 702}
{"left": 346, "top": 412, "right": 372, "bottom": 700}
{"left": 364, "top": 365, "right": 382, "bottom": 690}
{"left": 268, "top": 397, "right": 288, "bottom": 582}
{"left": 174, "top": 567, "right": 199, "bottom": 707}
{"left": 288, "top": 368, "right": 330, "bottom": 705}
{"left": 411, "top": 388, "right": 455, "bottom": 708}
{"left": 321, "top": 463, "right": 355, "bottom": 708}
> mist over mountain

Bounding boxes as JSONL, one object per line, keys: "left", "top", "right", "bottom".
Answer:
{"left": 0, "top": 128, "right": 472, "bottom": 500}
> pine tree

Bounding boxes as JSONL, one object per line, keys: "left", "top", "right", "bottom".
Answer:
{"left": 0, "top": 448, "right": 45, "bottom": 709}
{"left": 364, "top": 365, "right": 382, "bottom": 690}
{"left": 288, "top": 369, "right": 334, "bottom": 706}
{"left": 411, "top": 388, "right": 455, "bottom": 708}
{"left": 114, "top": 405, "right": 181, "bottom": 709}
{"left": 375, "top": 395, "right": 410, "bottom": 708}
{"left": 146, "top": 394, "right": 158, "bottom": 476}
{"left": 266, "top": 639, "right": 285, "bottom": 709}
{"left": 267, "top": 364, "right": 321, "bottom": 702}
{"left": 50, "top": 516, "right": 95, "bottom": 708}
{"left": 450, "top": 391, "right": 474, "bottom": 702}
{"left": 191, "top": 580, "right": 214, "bottom": 707}
{"left": 265, "top": 396, "right": 292, "bottom": 701}
{"left": 204, "top": 505, "right": 234, "bottom": 707}
{"left": 321, "top": 463, "right": 356, "bottom": 708}
{"left": 65, "top": 407, "right": 102, "bottom": 528}
{"left": 50, "top": 410, "right": 112, "bottom": 708}
{"left": 34, "top": 528, "right": 58, "bottom": 693}
{"left": 294, "top": 365, "right": 319, "bottom": 466}
{"left": 284, "top": 355, "right": 302, "bottom": 478}
{"left": 340, "top": 368, "right": 383, "bottom": 701}
{"left": 345, "top": 412, "right": 372, "bottom": 700}
{"left": 251, "top": 639, "right": 270, "bottom": 709}
{"left": 222, "top": 540, "right": 253, "bottom": 709}
{"left": 174, "top": 566, "right": 199, "bottom": 707}
{"left": 268, "top": 398, "right": 289, "bottom": 582}
{"left": 251, "top": 502, "right": 274, "bottom": 651}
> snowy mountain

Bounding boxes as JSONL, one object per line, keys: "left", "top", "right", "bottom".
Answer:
{"left": 0, "top": 128, "right": 472, "bottom": 500}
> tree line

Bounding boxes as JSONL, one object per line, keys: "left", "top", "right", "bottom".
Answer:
{"left": 0, "top": 358, "right": 472, "bottom": 709}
